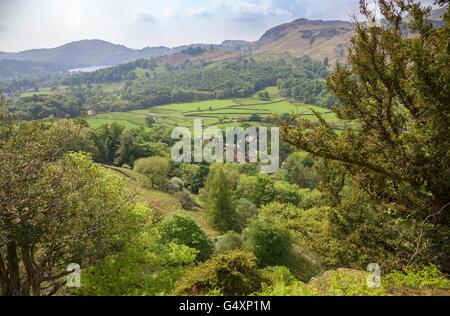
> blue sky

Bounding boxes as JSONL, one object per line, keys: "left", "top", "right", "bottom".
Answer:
{"left": 0, "top": 0, "right": 436, "bottom": 52}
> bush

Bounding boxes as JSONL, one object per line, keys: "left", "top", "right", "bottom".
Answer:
{"left": 306, "top": 269, "right": 386, "bottom": 296}
{"left": 157, "top": 215, "right": 214, "bottom": 262}
{"left": 173, "top": 251, "right": 265, "bottom": 296}
{"left": 384, "top": 265, "right": 450, "bottom": 291}
{"left": 216, "top": 231, "right": 244, "bottom": 253}
{"left": 257, "top": 266, "right": 316, "bottom": 296}
{"left": 273, "top": 180, "right": 301, "bottom": 205}
{"left": 244, "top": 219, "right": 294, "bottom": 268}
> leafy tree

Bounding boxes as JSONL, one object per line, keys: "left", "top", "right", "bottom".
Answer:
{"left": 80, "top": 208, "right": 197, "bottom": 296}
{"left": 115, "top": 127, "right": 169, "bottom": 165}
{"left": 273, "top": 181, "right": 301, "bottom": 206}
{"left": 89, "top": 122, "right": 124, "bottom": 164}
{"left": 157, "top": 215, "right": 214, "bottom": 262}
{"left": 173, "top": 251, "right": 265, "bottom": 296}
{"left": 204, "top": 164, "right": 238, "bottom": 233}
{"left": 134, "top": 156, "right": 170, "bottom": 188}
{"left": 282, "top": 151, "right": 320, "bottom": 188}
{"left": 244, "top": 219, "right": 294, "bottom": 268}
{"left": 235, "top": 173, "right": 275, "bottom": 207}
{"left": 9, "top": 94, "right": 83, "bottom": 120}
{"left": 258, "top": 90, "right": 271, "bottom": 101}
{"left": 216, "top": 231, "right": 244, "bottom": 253}
{"left": 0, "top": 109, "right": 137, "bottom": 295}
{"left": 280, "top": 0, "right": 450, "bottom": 271}
{"left": 173, "top": 163, "right": 209, "bottom": 193}
{"left": 235, "top": 198, "right": 259, "bottom": 231}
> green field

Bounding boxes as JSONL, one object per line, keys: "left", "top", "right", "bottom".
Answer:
{"left": 88, "top": 87, "right": 341, "bottom": 130}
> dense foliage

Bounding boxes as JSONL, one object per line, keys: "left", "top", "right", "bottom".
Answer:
{"left": 157, "top": 215, "right": 214, "bottom": 262}
{"left": 280, "top": 0, "right": 450, "bottom": 272}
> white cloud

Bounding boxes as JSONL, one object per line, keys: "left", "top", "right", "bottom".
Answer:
{"left": 134, "top": 11, "right": 156, "bottom": 24}
{"left": 187, "top": 7, "right": 214, "bottom": 18}
{"left": 223, "top": 0, "right": 292, "bottom": 19}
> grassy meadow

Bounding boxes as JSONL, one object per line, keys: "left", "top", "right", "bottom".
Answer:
{"left": 88, "top": 86, "right": 342, "bottom": 130}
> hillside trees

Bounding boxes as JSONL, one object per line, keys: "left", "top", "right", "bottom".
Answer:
{"left": 203, "top": 164, "right": 238, "bottom": 233}
{"left": 157, "top": 215, "right": 214, "bottom": 262}
{"left": 244, "top": 219, "right": 295, "bottom": 268}
{"left": 0, "top": 105, "right": 138, "bottom": 295}
{"left": 280, "top": 0, "right": 450, "bottom": 271}
{"left": 134, "top": 156, "right": 170, "bottom": 188}
{"left": 8, "top": 93, "right": 83, "bottom": 120}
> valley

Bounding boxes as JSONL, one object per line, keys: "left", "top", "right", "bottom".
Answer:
{"left": 0, "top": 1, "right": 449, "bottom": 299}
{"left": 87, "top": 86, "right": 341, "bottom": 130}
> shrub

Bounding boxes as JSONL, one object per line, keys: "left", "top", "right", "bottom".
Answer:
{"left": 257, "top": 266, "right": 316, "bottom": 296}
{"left": 384, "top": 265, "right": 450, "bottom": 291}
{"left": 157, "top": 215, "right": 214, "bottom": 262}
{"left": 173, "top": 251, "right": 265, "bottom": 296}
{"left": 216, "top": 231, "right": 244, "bottom": 253}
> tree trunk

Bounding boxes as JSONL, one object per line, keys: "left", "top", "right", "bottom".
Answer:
{"left": 6, "top": 242, "right": 21, "bottom": 296}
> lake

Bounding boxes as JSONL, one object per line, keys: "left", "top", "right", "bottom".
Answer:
{"left": 68, "top": 65, "right": 112, "bottom": 73}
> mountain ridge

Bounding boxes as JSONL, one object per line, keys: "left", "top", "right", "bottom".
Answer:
{"left": 0, "top": 8, "right": 445, "bottom": 74}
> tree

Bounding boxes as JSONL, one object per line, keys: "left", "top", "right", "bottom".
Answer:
{"left": 145, "top": 116, "right": 157, "bottom": 127}
{"left": 282, "top": 151, "right": 320, "bottom": 189}
{"left": 280, "top": 0, "right": 450, "bottom": 271}
{"left": 89, "top": 122, "right": 124, "bottom": 164}
{"left": 157, "top": 215, "right": 214, "bottom": 262}
{"left": 235, "top": 198, "right": 259, "bottom": 231}
{"left": 115, "top": 127, "right": 169, "bottom": 165}
{"left": 258, "top": 91, "right": 271, "bottom": 101}
{"left": 174, "top": 163, "right": 209, "bottom": 193}
{"left": 204, "top": 164, "right": 238, "bottom": 233}
{"left": 244, "top": 219, "right": 294, "bottom": 268}
{"left": 0, "top": 110, "right": 137, "bottom": 295}
{"left": 134, "top": 156, "right": 170, "bottom": 188}
{"left": 80, "top": 208, "right": 197, "bottom": 296}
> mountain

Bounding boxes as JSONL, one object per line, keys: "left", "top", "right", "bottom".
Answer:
{"left": 0, "top": 59, "right": 67, "bottom": 77}
{"left": 250, "top": 18, "right": 354, "bottom": 63}
{"left": 0, "top": 39, "right": 252, "bottom": 73}
{"left": 0, "top": 8, "right": 445, "bottom": 75}
{"left": 0, "top": 40, "right": 176, "bottom": 68}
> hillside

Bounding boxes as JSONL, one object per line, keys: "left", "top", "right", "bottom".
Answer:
{"left": 0, "top": 40, "right": 251, "bottom": 71}
{"left": 0, "top": 40, "right": 175, "bottom": 68}
{"left": 0, "top": 7, "right": 445, "bottom": 75}
{"left": 251, "top": 18, "right": 354, "bottom": 63}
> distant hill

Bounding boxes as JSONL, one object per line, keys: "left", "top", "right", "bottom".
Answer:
{"left": 0, "top": 40, "right": 175, "bottom": 68}
{"left": 0, "top": 8, "right": 445, "bottom": 75}
{"left": 0, "top": 59, "right": 66, "bottom": 77}
{"left": 250, "top": 18, "right": 354, "bottom": 64}
{"left": 0, "top": 39, "right": 250, "bottom": 74}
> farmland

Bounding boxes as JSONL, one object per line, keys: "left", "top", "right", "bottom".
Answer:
{"left": 87, "top": 86, "right": 342, "bottom": 130}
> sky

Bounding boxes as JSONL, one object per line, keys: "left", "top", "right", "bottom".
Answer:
{"left": 0, "top": 0, "right": 437, "bottom": 52}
